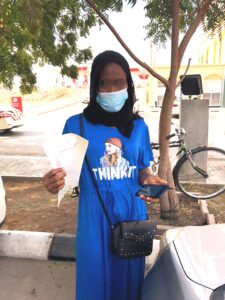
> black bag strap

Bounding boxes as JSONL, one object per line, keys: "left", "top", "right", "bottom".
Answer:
{"left": 79, "top": 114, "right": 114, "bottom": 229}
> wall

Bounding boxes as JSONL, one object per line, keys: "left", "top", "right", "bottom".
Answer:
{"left": 147, "top": 64, "right": 225, "bottom": 107}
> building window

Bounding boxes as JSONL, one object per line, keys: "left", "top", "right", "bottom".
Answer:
{"left": 203, "top": 92, "right": 221, "bottom": 106}
{"left": 203, "top": 75, "right": 223, "bottom": 106}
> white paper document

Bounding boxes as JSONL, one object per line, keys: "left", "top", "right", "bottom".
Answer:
{"left": 43, "top": 133, "right": 88, "bottom": 206}
{"left": 0, "top": 176, "right": 6, "bottom": 224}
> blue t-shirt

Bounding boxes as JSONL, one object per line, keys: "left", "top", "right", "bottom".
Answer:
{"left": 63, "top": 114, "right": 153, "bottom": 196}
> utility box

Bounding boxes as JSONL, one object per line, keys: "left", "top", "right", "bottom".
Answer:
{"left": 11, "top": 96, "right": 23, "bottom": 112}
{"left": 179, "top": 99, "right": 209, "bottom": 176}
{"left": 180, "top": 99, "right": 209, "bottom": 149}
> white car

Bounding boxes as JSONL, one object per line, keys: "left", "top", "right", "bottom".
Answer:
{"left": 0, "top": 105, "right": 24, "bottom": 132}
{"left": 142, "top": 224, "right": 225, "bottom": 300}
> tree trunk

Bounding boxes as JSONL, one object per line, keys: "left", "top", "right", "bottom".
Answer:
{"left": 157, "top": 0, "right": 180, "bottom": 219}
{"left": 158, "top": 87, "right": 179, "bottom": 219}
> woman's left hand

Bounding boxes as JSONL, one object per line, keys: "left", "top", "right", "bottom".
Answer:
{"left": 142, "top": 174, "right": 167, "bottom": 186}
{"left": 139, "top": 173, "right": 167, "bottom": 203}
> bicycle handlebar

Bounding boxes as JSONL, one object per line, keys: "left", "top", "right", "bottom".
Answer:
{"left": 167, "top": 127, "right": 186, "bottom": 140}
{"left": 167, "top": 133, "right": 176, "bottom": 140}
{"left": 151, "top": 126, "right": 186, "bottom": 149}
{"left": 151, "top": 140, "right": 181, "bottom": 150}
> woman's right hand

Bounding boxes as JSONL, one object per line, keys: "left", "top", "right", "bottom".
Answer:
{"left": 43, "top": 168, "right": 66, "bottom": 194}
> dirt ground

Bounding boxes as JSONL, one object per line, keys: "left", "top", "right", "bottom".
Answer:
{"left": 1, "top": 177, "right": 77, "bottom": 234}
{"left": 1, "top": 177, "right": 225, "bottom": 233}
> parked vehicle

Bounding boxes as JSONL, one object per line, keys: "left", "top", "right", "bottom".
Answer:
{"left": 142, "top": 224, "right": 225, "bottom": 300}
{"left": 0, "top": 105, "right": 24, "bottom": 132}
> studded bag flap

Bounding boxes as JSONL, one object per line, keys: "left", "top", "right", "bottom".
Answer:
{"left": 112, "top": 220, "right": 157, "bottom": 258}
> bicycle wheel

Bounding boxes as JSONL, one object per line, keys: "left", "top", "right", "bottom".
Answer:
{"left": 173, "top": 146, "right": 225, "bottom": 199}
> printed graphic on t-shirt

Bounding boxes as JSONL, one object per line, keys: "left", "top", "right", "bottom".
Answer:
{"left": 92, "top": 137, "right": 136, "bottom": 180}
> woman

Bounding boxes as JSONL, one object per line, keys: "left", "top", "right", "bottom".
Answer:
{"left": 43, "top": 50, "right": 166, "bottom": 300}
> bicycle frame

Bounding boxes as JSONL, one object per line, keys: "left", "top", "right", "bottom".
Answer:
{"left": 182, "top": 146, "right": 209, "bottom": 178}
{"left": 151, "top": 126, "right": 225, "bottom": 199}
{"left": 151, "top": 129, "right": 209, "bottom": 178}
{"left": 150, "top": 141, "right": 182, "bottom": 175}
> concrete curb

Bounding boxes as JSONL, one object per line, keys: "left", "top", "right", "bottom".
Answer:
{"left": 177, "top": 192, "right": 217, "bottom": 226}
{"left": 36, "top": 99, "right": 80, "bottom": 115}
{"left": 198, "top": 200, "right": 216, "bottom": 225}
{"left": 0, "top": 230, "right": 75, "bottom": 261}
{"left": 0, "top": 229, "right": 163, "bottom": 267}
{"left": 0, "top": 203, "right": 214, "bottom": 263}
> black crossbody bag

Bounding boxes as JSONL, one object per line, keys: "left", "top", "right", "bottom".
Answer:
{"left": 79, "top": 114, "right": 157, "bottom": 258}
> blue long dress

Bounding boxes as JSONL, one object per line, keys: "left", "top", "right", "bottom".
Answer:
{"left": 63, "top": 114, "right": 153, "bottom": 300}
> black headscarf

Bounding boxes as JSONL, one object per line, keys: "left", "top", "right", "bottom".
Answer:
{"left": 83, "top": 50, "right": 141, "bottom": 137}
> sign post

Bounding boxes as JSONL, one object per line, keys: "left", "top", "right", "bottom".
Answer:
{"left": 11, "top": 97, "right": 23, "bottom": 112}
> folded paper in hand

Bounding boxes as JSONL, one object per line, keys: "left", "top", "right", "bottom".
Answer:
{"left": 43, "top": 133, "right": 88, "bottom": 206}
{"left": 0, "top": 176, "right": 6, "bottom": 224}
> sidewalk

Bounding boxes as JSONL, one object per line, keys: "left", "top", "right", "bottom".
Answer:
{"left": 22, "top": 96, "right": 81, "bottom": 116}
{"left": 0, "top": 257, "right": 75, "bottom": 300}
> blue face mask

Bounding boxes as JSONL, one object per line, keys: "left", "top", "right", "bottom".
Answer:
{"left": 96, "top": 88, "right": 128, "bottom": 112}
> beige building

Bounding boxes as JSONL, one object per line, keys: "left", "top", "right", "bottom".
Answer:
{"left": 147, "top": 28, "right": 225, "bottom": 108}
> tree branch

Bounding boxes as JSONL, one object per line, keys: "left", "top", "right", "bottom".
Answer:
{"left": 178, "top": 0, "right": 213, "bottom": 65}
{"left": 84, "top": 0, "right": 170, "bottom": 88}
{"left": 170, "top": 0, "right": 180, "bottom": 80}
{"left": 176, "top": 58, "right": 191, "bottom": 88}
{"left": 196, "top": 0, "right": 201, "bottom": 13}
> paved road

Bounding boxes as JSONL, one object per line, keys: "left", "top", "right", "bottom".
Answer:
{"left": 0, "top": 104, "right": 225, "bottom": 177}
{"left": 0, "top": 257, "right": 75, "bottom": 300}
{"left": 0, "top": 100, "right": 87, "bottom": 177}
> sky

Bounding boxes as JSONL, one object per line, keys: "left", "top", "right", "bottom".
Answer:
{"left": 78, "top": 2, "right": 150, "bottom": 67}
{"left": 78, "top": 2, "right": 204, "bottom": 68}
{"left": 33, "top": 2, "right": 205, "bottom": 89}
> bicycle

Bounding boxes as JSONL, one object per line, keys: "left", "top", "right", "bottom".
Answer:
{"left": 150, "top": 126, "right": 225, "bottom": 200}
